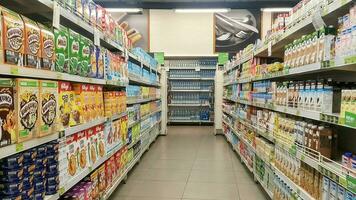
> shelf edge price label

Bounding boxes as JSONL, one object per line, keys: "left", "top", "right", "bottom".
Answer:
{"left": 53, "top": 1, "right": 61, "bottom": 29}
{"left": 16, "top": 143, "right": 24, "bottom": 152}
{"left": 10, "top": 67, "right": 19, "bottom": 75}
{"left": 59, "top": 187, "right": 65, "bottom": 195}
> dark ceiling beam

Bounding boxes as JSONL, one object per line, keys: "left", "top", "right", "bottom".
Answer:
{"left": 95, "top": 1, "right": 298, "bottom": 9}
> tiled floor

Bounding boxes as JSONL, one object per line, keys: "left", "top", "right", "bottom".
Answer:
{"left": 109, "top": 126, "right": 269, "bottom": 200}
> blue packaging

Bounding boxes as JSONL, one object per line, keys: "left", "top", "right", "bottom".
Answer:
{"left": 0, "top": 154, "right": 23, "bottom": 169}
{"left": 0, "top": 181, "right": 22, "bottom": 195}
{"left": 0, "top": 168, "right": 23, "bottom": 182}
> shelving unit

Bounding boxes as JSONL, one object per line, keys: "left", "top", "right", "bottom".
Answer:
{"left": 166, "top": 58, "right": 217, "bottom": 124}
{"left": 221, "top": 0, "right": 356, "bottom": 199}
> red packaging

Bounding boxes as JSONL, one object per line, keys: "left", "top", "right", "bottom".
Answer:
{"left": 86, "top": 127, "right": 98, "bottom": 166}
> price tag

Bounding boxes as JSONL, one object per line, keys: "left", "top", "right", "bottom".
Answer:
{"left": 339, "top": 176, "right": 347, "bottom": 188}
{"left": 59, "top": 187, "right": 65, "bottom": 195}
{"left": 88, "top": 78, "right": 93, "bottom": 83}
{"left": 268, "top": 41, "right": 272, "bottom": 57}
{"left": 312, "top": 7, "right": 326, "bottom": 31}
{"left": 94, "top": 28, "right": 101, "bottom": 46}
{"left": 195, "top": 66, "right": 200, "bottom": 71}
{"left": 10, "top": 67, "right": 19, "bottom": 75}
{"left": 16, "top": 143, "right": 24, "bottom": 152}
{"left": 56, "top": 73, "right": 63, "bottom": 80}
{"left": 53, "top": 2, "right": 61, "bottom": 29}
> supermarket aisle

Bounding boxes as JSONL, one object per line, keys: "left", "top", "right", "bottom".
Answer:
{"left": 109, "top": 126, "right": 268, "bottom": 200}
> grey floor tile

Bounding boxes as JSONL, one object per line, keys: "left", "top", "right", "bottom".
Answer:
{"left": 183, "top": 182, "right": 239, "bottom": 200}
{"left": 129, "top": 168, "right": 190, "bottom": 182}
{"left": 237, "top": 183, "right": 268, "bottom": 200}
{"left": 146, "top": 159, "right": 194, "bottom": 170}
{"left": 192, "top": 159, "right": 233, "bottom": 171}
{"left": 188, "top": 169, "right": 237, "bottom": 184}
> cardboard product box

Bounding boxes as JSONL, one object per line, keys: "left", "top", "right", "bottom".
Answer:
{"left": 95, "top": 85, "right": 104, "bottom": 118}
{"left": 77, "top": 130, "right": 88, "bottom": 171}
{"left": 15, "top": 78, "right": 39, "bottom": 142}
{"left": 86, "top": 127, "right": 98, "bottom": 166}
{"left": 66, "top": 133, "right": 78, "bottom": 178}
{"left": 105, "top": 159, "right": 113, "bottom": 188}
{"left": 2, "top": 7, "right": 25, "bottom": 66}
{"left": 88, "top": 84, "right": 96, "bottom": 120}
{"left": 22, "top": 16, "right": 41, "bottom": 68}
{"left": 88, "top": 169, "right": 99, "bottom": 200}
{"left": 97, "top": 165, "right": 106, "bottom": 197}
{"left": 88, "top": 43, "right": 97, "bottom": 78}
{"left": 58, "top": 81, "right": 73, "bottom": 130}
{"left": 54, "top": 26, "right": 69, "bottom": 73}
{"left": 39, "top": 80, "right": 58, "bottom": 137}
{"left": 0, "top": 78, "right": 16, "bottom": 147}
{"left": 96, "top": 124, "right": 105, "bottom": 159}
{"left": 96, "top": 47, "right": 104, "bottom": 79}
{"left": 68, "top": 29, "right": 80, "bottom": 75}
{"left": 73, "top": 83, "right": 89, "bottom": 124}
{"left": 39, "top": 24, "right": 54, "bottom": 70}
{"left": 79, "top": 36, "right": 91, "bottom": 77}
{"left": 104, "top": 121, "right": 114, "bottom": 154}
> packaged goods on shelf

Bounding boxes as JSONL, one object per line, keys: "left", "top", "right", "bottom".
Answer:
{"left": 104, "top": 91, "right": 126, "bottom": 117}
{"left": 131, "top": 47, "right": 158, "bottom": 68}
{"left": 127, "top": 105, "right": 140, "bottom": 125}
{"left": 22, "top": 16, "right": 41, "bottom": 69}
{"left": 104, "top": 116, "right": 127, "bottom": 156}
{"left": 0, "top": 141, "right": 60, "bottom": 199}
{"left": 104, "top": 50, "right": 128, "bottom": 82}
{"left": 39, "top": 24, "right": 55, "bottom": 71}
{"left": 0, "top": 79, "right": 16, "bottom": 147}
{"left": 39, "top": 80, "right": 58, "bottom": 137}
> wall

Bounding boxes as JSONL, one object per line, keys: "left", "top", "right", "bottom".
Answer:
{"left": 149, "top": 10, "right": 215, "bottom": 56}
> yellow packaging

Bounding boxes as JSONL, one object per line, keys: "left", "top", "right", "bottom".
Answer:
{"left": 58, "top": 81, "right": 73, "bottom": 130}
{"left": 39, "top": 80, "right": 58, "bottom": 137}
{"left": 15, "top": 78, "right": 39, "bottom": 142}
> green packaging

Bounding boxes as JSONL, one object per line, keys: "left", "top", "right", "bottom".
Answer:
{"left": 79, "top": 36, "right": 91, "bottom": 77}
{"left": 69, "top": 29, "right": 80, "bottom": 75}
{"left": 54, "top": 25, "right": 69, "bottom": 73}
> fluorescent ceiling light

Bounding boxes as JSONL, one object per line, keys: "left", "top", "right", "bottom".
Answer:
{"left": 174, "top": 8, "right": 230, "bottom": 13}
{"left": 106, "top": 8, "right": 143, "bottom": 13}
{"left": 261, "top": 8, "right": 292, "bottom": 12}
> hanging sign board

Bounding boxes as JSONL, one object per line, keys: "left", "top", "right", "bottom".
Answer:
{"left": 154, "top": 52, "right": 165, "bottom": 65}
{"left": 218, "top": 53, "right": 229, "bottom": 65}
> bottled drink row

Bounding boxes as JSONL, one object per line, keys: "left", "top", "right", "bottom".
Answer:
{"left": 169, "top": 69, "right": 215, "bottom": 78}
{"left": 167, "top": 60, "right": 217, "bottom": 68}
{"left": 169, "top": 108, "right": 211, "bottom": 121}
{"left": 170, "top": 81, "right": 214, "bottom": 90}
{"left": 169, "top": 93, "right": 211, "bottom": 104}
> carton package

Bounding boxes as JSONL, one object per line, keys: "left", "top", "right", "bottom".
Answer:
{"left": 73, "top": 83, "right": 88, "bottom": 124}
{"left": 54, "top": 26, "right": 69, "bottom": 73}
{"left": 87, "top": 127, "right": 98, "bottom": 166}
{"left": 89, "top": 43, "right": 97, "bottom": 78}
{"left": 22, "top": 16, "right": 41, "bottom": 68}
{"left": 96, "top": 124, "right": 106, "bottom": 159}
{"left": 58, "top": 81, "right": 73, "bottom": 130}
{"left": 2, "top": 7, "right": 25, "bottom": 66}
{"left": 39, "top": 80, "right": 58, "bottom": 137}
{"left": 39, "top": 24, "right": 55, "bottom": 70}
{"left": 79, "top": 36, "right": 91, "bottom": 77}
{"left": 15, "top": 78, "right": 39, "bottom": 142}
{"left": 77, "top": 130, "right": 88, "bottom": 171}
{"left": 0, "top": 79, "right": 16, "bottom": 147}
{"left": 95, "top": 85, "right": 104, "bottom": 118}
{"left": 68, "top": 29, "right": 80, "bottom": 75}
{"left": 96, "top": 47, "right": 104, "bottom": 79}
{"left": 66, "top": 133, "right": 78, "bottom": 178}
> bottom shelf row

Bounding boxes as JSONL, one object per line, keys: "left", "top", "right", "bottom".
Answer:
{"left": 223, "top": 124, "right": 356, "bottom": 200}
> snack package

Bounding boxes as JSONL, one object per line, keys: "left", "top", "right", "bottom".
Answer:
{"left": 39, "top": 24, "right": 55, "bottom": 70}
{"left": 96, "top": 125, "right": 105, "bottom": 159}
{"left": 89, "top": 43, "right": 97, "bottom": 78}
{"left": 89, "top": 84, "right": 96, "bottom": 120}
{"left": 97, "top": 165, "right": 106, "bottom": 197}
{"left": 39, "top": 80, "right": 58, "bottom": 137}
{"left": 89, "top": 169, "right": 99, "bottom": 200}
{"left": 95, "top": 85, "right": 104, "bottom": 118}
{"left": 54, "top": 25, "right": 69, "bottom": 73}
{"left": 77, "top": 130, "right": 88, "bottom": 171}
{"left": 58, "top": 81, "right": 73, "bottom": 130}
{"left": 68, "top": 29, "right": 80, "bottom": 75}
{"left": 96, "top": 47, "right": 104, "bottom": 79}
{"left": 0, "top": 79, "right": 16, "bottom": 147}
{"left": 73, "top": 83, "right": 88, "bottom": 124}
{"left": 66, "top": 133, "right": 78, "bottom": 178}
{"left": 2, "top": 8, "right": 25, "bottom": 66}
{"left": 79, "top": 36, "right": 91, "bottom": 77}
{"left": 86, "top": 127, "right": 98, "bottom": 166}
{"left": 22, "top": 16, "right": 41, "bottom": 68}
{"left": 15, "top": 78, "right": 39, "bottom": 142}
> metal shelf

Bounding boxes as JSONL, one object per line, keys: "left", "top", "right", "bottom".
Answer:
{"left": 128, "top": 52, "right": 160, "bottom": 75}
{"left": 223, "top": 54, "right": 253, "bottom": 74}
{"left": 0, "top": 133, "right": 59, "bottom": 160}
{"left": 129, "top": 74, "right": 160, "bottom": 87}
{"left": 168, "top": 119, "right": 213, "bottom": 123}
{"left": 64, "top": 118, "right": 107, "bottom": 137}
{"left": 169, "top": 89, "right": 211, "bottom": 92}
{"left": 127, "top": 97, "right": 161, "bottom": 105}
{"left": 168, "top": 103, "right": 211, "bottom": 107}
{"left": 128, "top": 109, "right": 162, "bottom": 128}
{"left": 168, "top": 77, "right": 214, "bottom": 80}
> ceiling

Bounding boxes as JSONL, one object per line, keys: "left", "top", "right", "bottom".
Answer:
{"left": 95, "top": 0, "right": 298, "bottom": 9}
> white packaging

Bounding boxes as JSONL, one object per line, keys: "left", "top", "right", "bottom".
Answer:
{"left": 329, "top": 181, "right": 338, "bottom": 197}
{"left": 337, "top": 186, "right": 345, "bottom": 200}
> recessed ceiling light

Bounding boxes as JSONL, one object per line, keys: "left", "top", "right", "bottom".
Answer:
{"left": 106, "top": 8, "right": 143, "bottom": 13}
{"left": 261, "top": 8, "right": 292, "bottom": 12}
{"left": 174, "top": 9, "right": 230, "bottom": 13}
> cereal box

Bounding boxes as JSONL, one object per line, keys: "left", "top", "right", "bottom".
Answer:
{"left": 105, "top": 159, "right": 113, "bottom": 188}
{"left": 104, "top": 121, "right": 114, "bottom": 154}
{"left": 79, "top": 36, "right": 91, "bottom": 77}
{"left": 22, "top": 16, "right": 41, "bottom": 68}
{"left": 95, "top": 85, "right": 104, "bottom": 118}
{"left": 96, "top": 47, "right": 104, "bottom": 79}
{"left": 88, "top": 1, "right": 97, "bottom": 26}
{"left": 73, "top": 83, "right": 89, "bottom": 124}
{"left": 88, "top": 169, "right": 99, "bottom": 200}
{"left": 89, "top": 84, "right": 96, "bottom": 120}
{"left": 39, "top": 80, "right": 58, "bottom": 137}
{"left": 58, "top": 81, "right": 73, "bottom": 130}
{"left": 96, "top": 124, "right": 105, "bottom": 158}
{"left": 0, "top": 79, "right": 16, "bottom": 147}
{"left": 66, "top": 133, "right": 78, "bottom": 178}
{"left": 77, "top": 130, "right": 88, "bottom": 171}
{"left": 97, "top": 165, "right": 106, "bottom": 196}
{"left": 114, "top": 150, "right": 121, "bottom": 175}
{"left": 15, "top": 79, "right": 39, "bottom": 142}
{"left": 54, "top": 25, "right": 69, "bottom": 73}
{"left": 88, "top": 43, "right": 97, "bottom": 78}
{"left": 69, "top": 29, "right": 80, "bottom": 75}
{"left": 2, "top": 8, "right": 25, "bottom": 66}
{"left": 39, "top": 24, "right": 54, "bottom": 70}
{"left": 120, "top": 116, "right": 128, "bottom": 143}
{"left": 104, "top": 91, "right": 114, "bottom": 117}
{"left": 109, "top": 156, "right": 117, "bottom": 180}
{"left": 86, "top": 126, "right": 98, "bottom": 166}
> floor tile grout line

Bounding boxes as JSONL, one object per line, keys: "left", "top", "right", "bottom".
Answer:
{"left": 225, "top": 135, "right": 242, "bottom": 200}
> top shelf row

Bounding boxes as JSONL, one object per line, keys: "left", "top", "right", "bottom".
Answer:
{"left": 224, "top": 0, "right": 354, "bottom": 74}
{"left": 0, "top": 0, "right": 160, "bottom": 87}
